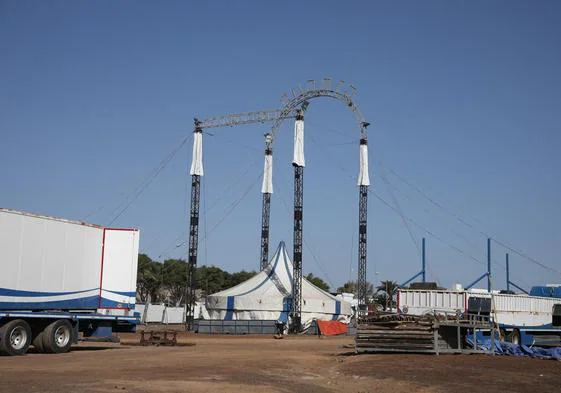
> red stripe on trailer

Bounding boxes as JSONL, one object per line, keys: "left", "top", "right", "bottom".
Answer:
{"left": 105, "top": 227, "right": 138, "bottom": 232}
{"left": 98, "top": 228, "right": 107, "bottom": 308}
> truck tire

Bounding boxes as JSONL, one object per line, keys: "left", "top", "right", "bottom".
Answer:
{"left": 32, "top": 331, "right": 46, "bottom": 353}
{"left": 0, "top": 319, "right": 32, "bottom": 356}
{"left": 42, "top": 319, "right": 73, "bottom": 354}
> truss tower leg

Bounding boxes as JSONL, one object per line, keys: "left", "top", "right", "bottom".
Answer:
{"left": 357, "top": 185, "right": 368, "bottom": 313}
{"left": 260, "top": 193, "right": 271, "bottom": 271}
{"left": 186, "top": 122, "right": 203, "bottom": 331}
{"left": 291, "top": 165, "right": 304, "bottom": 332}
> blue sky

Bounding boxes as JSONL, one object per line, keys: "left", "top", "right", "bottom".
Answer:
{"left": 1, "top": 1, "right": 560, "bottom": 291}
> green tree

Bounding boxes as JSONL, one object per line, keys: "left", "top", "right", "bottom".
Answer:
{"left": 305, "top": 273, "right": 330, "bottom": 292}
{"left": 162, "top": 258, "right": 188, "bottom": 306}
{"left": 136, "top": 254, "right": 162, "bottom": 303}
{"left": 336, "top": 280, "right": 374, "bottom": 301}
{"left": 375, "top": 280, "right": 399, "bottom": 310}
{"left": 228, "top": 270, "right": 257, "bottom": 288}
{"left": 196, "top": 265, "right": 231, "bottom": 297}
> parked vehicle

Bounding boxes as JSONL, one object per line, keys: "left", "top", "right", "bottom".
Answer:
{"left": 0, "top": 209, "right": 140, "bottom": 355}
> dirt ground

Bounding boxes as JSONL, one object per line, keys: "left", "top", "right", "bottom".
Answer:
{"left": 0, "top": 333, "right": 559, "bottom": 393}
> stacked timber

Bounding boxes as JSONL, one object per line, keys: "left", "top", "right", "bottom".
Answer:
{"left": 355, "top": 314, "right": 437, "bottom": 353}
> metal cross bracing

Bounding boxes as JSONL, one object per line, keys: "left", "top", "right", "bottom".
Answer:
{"left": 186, "top": 171, "right": 201, "bottom": 330}
{"left": 260, "top": 134, "right": 273, "bottom": 271}
{"left": 195, "top": 109, "right": 296, "bottom": 130}
{"left": 260, "top": 192, "right": 271, "bottom": 271}
{"left": 357, "top": 183, "right": 368, "bottom": 312}
{"left": 187, "top": 80, "right": 370, "bottom": 331}
{"left": 291, "top": 164, "right": 304, "bottom": 332}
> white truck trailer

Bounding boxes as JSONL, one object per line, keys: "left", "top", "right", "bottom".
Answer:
{"left": 0, "top": 209, "right": 140, "bottom": 355}
{"left": 397, "top": 288, "right": 561, "bottom": 346}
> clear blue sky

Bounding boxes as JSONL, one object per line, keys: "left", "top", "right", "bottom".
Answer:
{"left": 2, "top": 0, "right": 560, "bottom": 291}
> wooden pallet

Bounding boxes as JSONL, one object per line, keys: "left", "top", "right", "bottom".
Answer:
{"left": 355, "top": 314, "right": 495, "bottom": 355}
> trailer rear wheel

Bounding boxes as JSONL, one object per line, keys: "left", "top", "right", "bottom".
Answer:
{"left": 0, "top": 319, "right": 32, "bottom": 356}
{"left": 43, "top": 320, "right": 73, "bottom": 354}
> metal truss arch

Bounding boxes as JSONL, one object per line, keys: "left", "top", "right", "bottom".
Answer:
{"left": 269, "top": 88, "right": 369, "bottom": 142}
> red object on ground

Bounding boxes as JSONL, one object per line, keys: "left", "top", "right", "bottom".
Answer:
{"left": 317, "top": 320, "right": 348, "bottom": 336}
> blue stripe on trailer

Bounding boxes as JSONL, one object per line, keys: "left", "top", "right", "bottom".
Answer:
{"left": 0, "top": 287, "right": 97, "bottom": 297}
{"left": 0, "top": 288, "right": 136, "bottom": 298}
{"left": 0, "top": 311, "right": 139, "bottom": 322}
{"left": 224, "top": 296, "right": 235, "bottom": 320}
{"left": 98, "top": 297, "right": 135, "bottom": 309}
{"left": 0, "top": 296, "right": 100, "bottom": 310}
{"left": 104, "top": 290, "right": 136, "bottom": 297}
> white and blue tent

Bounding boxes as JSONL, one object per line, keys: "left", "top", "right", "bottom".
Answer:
{"left": 205, "top": 241, "right": 352, "bottom": 328}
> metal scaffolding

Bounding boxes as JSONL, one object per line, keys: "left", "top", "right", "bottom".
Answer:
{"left": 291, "top": 164, "right": 304, "bottom": 332}
{"left": 357, "top": 182, "right": 368, "bottom": 311}
{"left": 188, "top": 80, "right": 370, "bottom": 331}
{"left": 186, "top": 172, "right": 201, "bottom": 330}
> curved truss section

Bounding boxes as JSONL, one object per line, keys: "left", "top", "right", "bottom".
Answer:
{"left": 270, "top": 82, "right": 370, "bottom": 141}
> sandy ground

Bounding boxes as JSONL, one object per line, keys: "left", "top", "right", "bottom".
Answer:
{"left": 0, "top": 333, "right": 559, "bottom": 393}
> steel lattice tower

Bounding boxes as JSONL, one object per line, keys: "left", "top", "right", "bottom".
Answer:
{"left": 260, "top": 192, "right": 271, "bottom": 271}
{"left": 291, "top": 164, "right": 304, "bottom": 332}
{"left": 186, "top": 124, "right": 202, "bottom": 331}
{"left": 260, "top": 135, "right": 273, "bottom": 271}
{"left": 357, "top": 182, "right": 368, "bottom": 312}
{"left": 290, "top": 109, "right": 305, "bottom": 332}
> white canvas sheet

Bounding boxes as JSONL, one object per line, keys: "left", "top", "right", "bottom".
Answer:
{"left": 357, "top": 142, "right": 370, "bottom": 186}
{"left": 190, "top": 131, "right": 204, "bottom": 176}
{"left": 261, "top": 153, "right": 273, "bottom": 194}
{"left": 292, "top": 120, "right": 305, "bottom": 167}
{"left": 144, "top": 303, "right": 165, "bottom": 323}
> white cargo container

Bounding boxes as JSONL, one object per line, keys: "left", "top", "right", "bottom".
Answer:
{"left": 397, "top": 289, "right": 466, "bottom": 316}
{"left": 397, "top": 288, "right": 561, "bottom": 346}
{"left": 0, "top": 209, "right": 141, "bottom": 356}
{"left": 0, "top": 209, "right": 139, "bottom": 311}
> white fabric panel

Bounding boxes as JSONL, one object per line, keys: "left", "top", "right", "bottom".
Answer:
{"left": 144, "top": 304, "right": 165, "bottom": 323}
{"left": 292, "top": 120, "right": 305, "bottom": 167}
{"left": 261, "top": 153, "right": 274, "bottom": 194}
{"left": 357, "top": 143, "right": 370, "bottom": 186}
{"left": 206, "top": 241, "right": 352, "bottom": 323}
{"left": 194, "top": 301, "right": 210, "bottom": 319}
{"left": 163, "top": 307, "right": 185, "bottom": 324}
{"left": 189, "top": 131, "right": 204, "bottom": 176}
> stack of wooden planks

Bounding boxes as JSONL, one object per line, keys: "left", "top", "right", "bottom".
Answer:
{"left": 355, "top": 313, "right": 496, "bottom": 354}
{"left": 356, "top": 314, "right": 437, "bottom": 353}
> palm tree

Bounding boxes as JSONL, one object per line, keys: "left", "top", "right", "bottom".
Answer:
{"left": 375, "top": 280, "right": 399, "bottom": 311}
